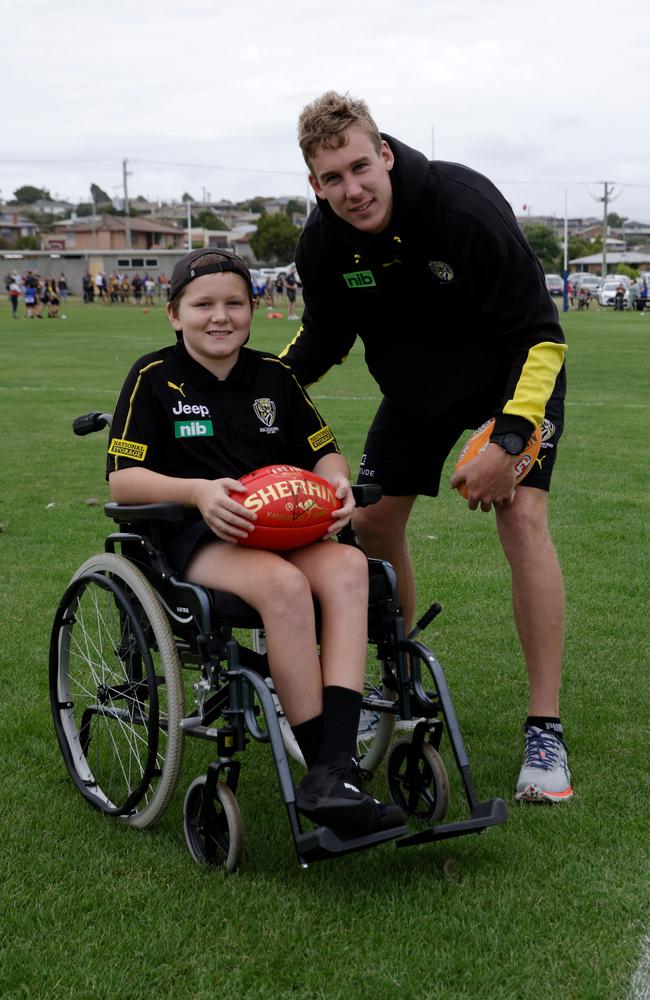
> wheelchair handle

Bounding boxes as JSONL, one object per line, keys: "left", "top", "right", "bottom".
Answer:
{"left": 351, "top": 483, "right": 382, "bottom": 507}
{"left": 407, "top": 602, "right": 442, "bottom": 640}
{"left": 72, "top": 411, "right": 112, "bottom": 436}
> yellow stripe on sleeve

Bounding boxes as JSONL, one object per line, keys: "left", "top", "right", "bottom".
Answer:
{"left": 111, "top": 359, "right": 163, "bottom": 470}
{"left": 502, "top": 341, "right": 567, "bottom": 428}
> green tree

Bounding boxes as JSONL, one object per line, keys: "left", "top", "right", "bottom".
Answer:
{"left": 192, "top": 209, "right": 228, "bottom": 230}
{"left": 181, "top": 192, "right": 194, "bottom": 203}
{"left": 522, "top": 223, "right": 561, "bottom": 272}
{"left": 250, "top": 213, "right": 300, "bottom": 264}
{"left": 607, "top": 212, "right": 628, "bottom": 228}
{"left": 285, "top": 198, "right": 305, "bottom": 218}
{"left": 16, "top": 235, "right": 40, "bottom": 250}
{"left": 617, "top": 264, "right": 639, "bottom": 280}
{"left": 12, "top": 185, "right": 51, "bottom": 204}
{"left": 90, "top": 183, "right": 112, "bottom": 207}
{"left": 237, "top": 195, "right": 266, "bottom": 215}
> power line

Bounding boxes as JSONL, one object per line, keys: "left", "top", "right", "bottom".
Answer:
{"left": 0, "top": 156, "right": 305, "bottom": 177}
{"left": 131, "top": 158, "right": 305, "bottom": 177}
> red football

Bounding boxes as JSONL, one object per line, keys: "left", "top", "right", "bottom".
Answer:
{"left": 454, "top": 419, "right": 542, "bottom": 499}
{"left": 230, "top": 465, "right": 342, "bottom": 551}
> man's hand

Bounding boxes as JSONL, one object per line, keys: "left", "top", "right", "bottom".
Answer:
{"left": 450, "top": 443, "right": 517, "bottom": 512}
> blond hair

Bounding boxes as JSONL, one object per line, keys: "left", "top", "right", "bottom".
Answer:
{"left": 298, "top": 91, "right": 382, "bottom": 169}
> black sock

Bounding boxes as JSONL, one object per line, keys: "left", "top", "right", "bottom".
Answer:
{"left": 291, "top": 714, "right": 323, "bottom": 769}
{"left": 525, "top": 716, "right": 564, "bottom": 741}
{"left": 316, "top": 685, "right": 362, "bottom": 765}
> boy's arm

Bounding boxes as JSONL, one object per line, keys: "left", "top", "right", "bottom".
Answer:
{"left": 109, "top": 467, "right": 256, "bottom": 543}
{"left": 312, "top": 452, "right": 355, "bottom": 535}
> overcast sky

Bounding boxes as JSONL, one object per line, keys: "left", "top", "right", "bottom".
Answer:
{"left": 3, "top": 0, "right": 649, "bottom": 223}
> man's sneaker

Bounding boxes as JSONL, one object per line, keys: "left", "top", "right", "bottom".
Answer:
{"left": 515, "top": 725, "right": 573, "bottom": 803}
{"left": 297, "top": 753, "right": 404, "bottom": 835}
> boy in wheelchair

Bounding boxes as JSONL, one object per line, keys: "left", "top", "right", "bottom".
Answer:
{"left": 106, "top": 248, "right": 404, "bottom": 838}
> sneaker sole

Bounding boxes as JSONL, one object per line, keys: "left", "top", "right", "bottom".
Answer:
{"left": 515, "top": 783, "right": 573, "bottom": 803}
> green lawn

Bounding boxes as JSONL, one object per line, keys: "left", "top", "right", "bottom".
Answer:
{"left": 0, "top": 299, "right": 648, "bottom": 999}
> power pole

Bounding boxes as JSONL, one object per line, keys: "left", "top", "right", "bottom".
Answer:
{"left": 123, "top": 158, "right": 132, "bottom": 251}
{"left": 601, "top": 181, "right": 615, "bottom": 277}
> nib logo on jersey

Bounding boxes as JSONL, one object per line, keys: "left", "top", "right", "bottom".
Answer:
{"left": 172, "top": 400, "right": 214, "bottom": 438}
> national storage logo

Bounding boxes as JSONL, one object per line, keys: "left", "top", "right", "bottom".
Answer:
{"left": 174, "top": 420, "right": 214, "bottom": 438}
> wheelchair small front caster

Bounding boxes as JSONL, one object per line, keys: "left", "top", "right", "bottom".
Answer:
{"left": 183, "top": 775, "right": 244, "bottom": 873}
{"left": 386, "top": 738, "right": 450, "bottom": 821}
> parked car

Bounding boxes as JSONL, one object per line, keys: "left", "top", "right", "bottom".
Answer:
{"left": 598, "top": 280, "right": 629, "bottom": 307}
{"left": 545, "top": 273, "right": 564, "bottom": 296}
{"left": 606, "top": 274, "right": 631, "bottom": 287}
{"left": 570, "top": 273, "right": 602, "bottom": 297}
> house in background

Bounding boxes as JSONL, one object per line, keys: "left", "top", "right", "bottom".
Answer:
{"left": 45, "top": 214, "right": 185, "bottom": 251}
{"left": 0, "top": 212, "right": 39, "bottom": 246}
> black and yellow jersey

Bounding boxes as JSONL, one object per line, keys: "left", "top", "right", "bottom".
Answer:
{"left": 281, "top": 134, "right": 566, "bottom": 442}
{"left": 106, "top": 341, "right": 339, "bottom": 481}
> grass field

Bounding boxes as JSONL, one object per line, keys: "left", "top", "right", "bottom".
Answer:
{"left": 1, "top": 298, "right": 649, "bottom": 999}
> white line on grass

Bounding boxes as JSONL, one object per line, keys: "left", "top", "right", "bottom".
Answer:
{"left": 565, "top": 400, "right": 649, "bottom": 409}
{"left": 631, "top": 935, "right": 650, "bottom": 999}
{"left": 2, "top": 386, "right": 118, "bottom": 395}
{"left": 3, "top": 388, "right": 648, "bottom": 409}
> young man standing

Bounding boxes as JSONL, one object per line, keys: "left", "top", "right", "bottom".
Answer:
{"left": 281, "top": 91, "right": 571, "bottom": 804}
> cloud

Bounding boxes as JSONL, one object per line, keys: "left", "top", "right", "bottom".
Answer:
{"left": 2, "top": 0, "right": 649, "bottom": 219}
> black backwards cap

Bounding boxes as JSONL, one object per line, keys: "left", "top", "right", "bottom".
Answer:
{"left": 169, "top": 248, "right": 254, "bottom": 302}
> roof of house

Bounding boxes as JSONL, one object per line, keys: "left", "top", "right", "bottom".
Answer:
{"left": 54, "top": 214, "right": 181, "bottom": 234}
{"left": 569, "top": 251, "right": 650, "bottom": 265}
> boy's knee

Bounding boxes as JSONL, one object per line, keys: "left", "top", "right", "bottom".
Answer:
{"left": 264, "top": 559, "right": 311, "bottom": 609}
{"left": 337, "top": 543, "right": 370, "bottom": 589}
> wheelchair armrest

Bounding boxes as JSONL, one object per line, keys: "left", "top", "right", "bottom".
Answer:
{"left": 351, "top": 484, "right": 382, "bottom": 507}
{"left": 104, "top": 486, "right": 381, "bottom": 526}
{"left": 104, "top": 501, "right": 188, "bottom": 524}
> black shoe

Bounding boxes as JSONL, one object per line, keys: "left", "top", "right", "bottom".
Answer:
{"left": 348, "top": 760, "right": 406, "bottom": 833}
{"left": 373, "top": 801, "right": 406, "bottom": 832}
{"left": 296, "top": 753, "right": 379, "bottom": 835}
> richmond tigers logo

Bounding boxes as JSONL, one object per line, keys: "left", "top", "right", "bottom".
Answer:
{"left": 254, "top": 398, "right": 277, "bottom": 429}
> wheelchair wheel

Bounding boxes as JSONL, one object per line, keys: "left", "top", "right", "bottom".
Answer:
{"left": 50, "top": 554, "right": 185, "bottom": 829}
{"left": 183, "top": 775, "right": 243, "bottom": 873}
{"left": 357, "top": 684, "right": 396, "bottom": 775}
{"left": 386, "top": 738, "right": 449, "bottom": 821}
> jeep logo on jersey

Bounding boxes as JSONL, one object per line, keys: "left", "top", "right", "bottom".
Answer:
{"left": 172, "top": 401, "right": 211, "bottom": 419}
{"left": 254, "top": 398, "right": 277, "bottom": 430}
{"left": 428, "top": 260, "right": 454, "bottom": 281}
{"left": 174, "top": 420, "right": 214, "bottom": 438}
{"left": 343, "top": 270, "right": 376, "bottom": 289}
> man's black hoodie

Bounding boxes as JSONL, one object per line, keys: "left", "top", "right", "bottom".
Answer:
{"left": 282, "top": 135, "right": 566, "bottom": 440}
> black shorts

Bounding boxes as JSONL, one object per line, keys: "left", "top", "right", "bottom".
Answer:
{"left": 286, "top": 288, "right": 297, "bottom": 303}
{"left": 357, "top": 388, "right": 564, "bottom": 497}
{"left": 165, "top": 517, "right": 215, "bottom": 574}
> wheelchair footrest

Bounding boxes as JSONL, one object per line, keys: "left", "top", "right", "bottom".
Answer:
{"left": 395, "top": 797, "right": 508, "bottom": 848}
{"left": 296, "top": 822, "right": 408, "bottom": 863}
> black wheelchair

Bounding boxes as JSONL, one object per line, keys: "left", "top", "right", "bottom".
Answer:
{"left": 49, "top": 411, "right": 507, "bottom": 872}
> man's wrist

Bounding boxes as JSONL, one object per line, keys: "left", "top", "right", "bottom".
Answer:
{"left": 489, "top": 432, "right": 524, "bottom": 456}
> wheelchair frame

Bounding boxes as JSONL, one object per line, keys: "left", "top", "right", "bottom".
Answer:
{"left": 49, "top": 412, "right": 507, "bottom": 871}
